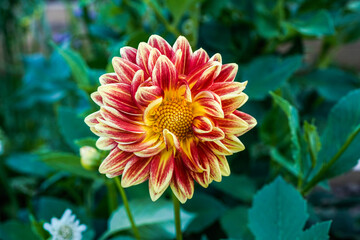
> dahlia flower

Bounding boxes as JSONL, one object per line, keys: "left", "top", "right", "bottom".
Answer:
{"left": 43, "top": 209, "right": 87, "bottom": 240}
{"left": 85, "top": 35, "right": 256, "bottom": 203}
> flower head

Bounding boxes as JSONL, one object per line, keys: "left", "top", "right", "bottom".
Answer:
{"left": 85, "top": 35, "right": 256, "bottom": 203}
{"left": 80, "top": 146, "right": 101, "bottom": 170}
{"left": 43, "top": 209, "right": 87, "bottom": 240}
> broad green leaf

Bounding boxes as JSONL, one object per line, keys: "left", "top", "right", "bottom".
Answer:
{"left": 183, "top": 192, "right": 226, "bottom": 233}
{"left": 5, "top": 153, "right": 53, "bottom": 177}
{"left": 297, "top": 221, "right": 332, "bottom": 240}
{"left": 0, "top": 220, "right": 38, "bottom": 240}
{"left": 289, "top": 10, "right": 335, "bottom": 36}
{"left": 303, "top": 121, "right": 321, "bottom": 168}
{"left": 255, "top": 11, "right": 281, "bottom": 39}
{"left": 220, "top": 206, "right": 254, "bottom": 240}
{"left": 316, "top": 89, "right": 360, "bottom": 178}
{"left": 248, "top": 177, "right": 308, "bottom": 240}
{"left": 270, "top": 93, "right": 302, "bottom": 173}
{"left": 212, "top": 174, "right": 256, "bottom": 202}
{"left": 293, "top": 68, "right": 360, "bottom": 101}
{"left": 39, "top": 152, "right": 101, "bottom": 179}
{"left": 57, "top": 106, "right": 93, "bottom": 152}
{"left": 52, "top": 43, "right": 91, "bottom": 90}
{"left": 103, "top": 198, "right": 195, "bottom": 240}
{"left": 242, "top": 55, "right": 302, "bottom": 100}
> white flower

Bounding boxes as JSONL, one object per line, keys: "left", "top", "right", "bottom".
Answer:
{"left": 43, "top": 209, "right": 87, "bottom": 240}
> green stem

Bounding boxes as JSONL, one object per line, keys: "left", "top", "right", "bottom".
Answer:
{"left": 302, "top": 126, "right": 360, "bottom": 195}
{"left": 172, "top": 193, "right": 182, "bottom": 240}
{"left": 106, "top": 180, "right": 117, "bottom": 214}
{"left": 114, "top": 177, "right": 140, "bottom": 240}
{"left": 143, "top": 0, "right": 181, "bottom": 36}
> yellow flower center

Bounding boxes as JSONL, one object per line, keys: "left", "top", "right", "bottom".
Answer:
{"left": 153, "top": 99, "right": 193, "bottom": 139}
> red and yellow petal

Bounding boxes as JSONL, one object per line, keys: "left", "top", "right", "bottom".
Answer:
{"left": 149, "top": 149, "right": 175, "bottom": 201}
{"left": 216, "top": 113, "right": 249, "bottom": 136}
{"left": 120, "top": 47, "right": 137, "bottom": 64}
{"left": 213, "top": 63, "right": 238, "bottom": 82}
{"left": 121, "top": 156, "right": 152, "bottom": 187}
{"left": 209, "top": 81, "right": 247, "bottom": 99}
{"left": 222, "top": 92, "right": 249, "bottom": 116}
{"left": 99, "top": 73, "right": 120, "bottom": 85}
{"left": 189, "top": 48, "right": 209, "bottom": 70}
{"left": 148, "top": 35, "right": 174, "bottom": 59}
{"left": 173, "top": 36, "right": 192, "bottom": 74}
{"left": 152, "top": 55, "right": 178, "bottom": 91}
{"left": 99, "top": 147, "right": 133, "bottom": 174}
{"left": 186, "top": 61, "right": 221, "bottom": 92}
{"left": 221, "top": 135, "right": 245, "bottom": 153}
{"left": 233, "top": 110, "right": 257, "bottom": 135}
{"left": 193, "top": 91, "right": 224, "bottom": 118}
{"left": 170, "top": 158, "right": 194, "bottom": 203}
{"left": 136, "top": 42, "right": 152, "bottom": 77}
{"left": 112, "top": 57, "right": 140, "bottom": 84}
{"left": 192, "top": 116, "right": 213, "bottom": 134}
{"left": 96, "top": 137, "right": 117, "bottom": 150}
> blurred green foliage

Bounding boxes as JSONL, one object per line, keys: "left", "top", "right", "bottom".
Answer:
{"left": 1, "top": 0, "right": 360, "bottom": 239}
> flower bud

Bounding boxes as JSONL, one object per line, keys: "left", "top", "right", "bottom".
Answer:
{"left": 80, "top": 146, "right": 101, "bottom": 170}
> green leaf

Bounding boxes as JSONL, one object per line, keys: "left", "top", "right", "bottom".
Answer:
{"left": 249, "top": 177, "right": 332, "bottom": 240}
{"left": 297, "top": 221, "right": 332, "bottom": 240}
{"left": 220, "top": 206, "right": 254, "bottom": 240}
{"left": 5, "top": 153, "right": 53, "bottom": 177}
{"left": 57, "top": 106, "right": 93, "bottom": 152}
{"left": 51, "top": 42, "right": 91, "bottom": 90}
{"left": 212, "top": 174, "right": 256, "bottom": 202}
{"left": 270, "top": 93, "right": 302, "bottom": 173}
{"left": 103, "top": 198, "right": 195, "bottom": 240}
{"left": 317, "top": 89, "right": 360, "bottom": 178}
{"left": 165, "top": 0, "right": 201, "bottom": 25}
{"left": 303, "top": 121, "right": 321, "bottom": 168}
{"left": 289, "top": 10, "right": 335, "bottom": 36}
{"left": 270, "top": 148, "right": 299, "bottom": 176}
{"left": 249, "top": 177, "right": 308, "bottom": 240}
{"left": 39, "top": 152, "right": 102, "bottom": 179}
{"left": 183, "top": 192, "right": 226, "bottom": 233}
{"left": 0, "top": 220, "right": 38, "bottom": 240}
{"left": 242, "top": 55, "right": 302, "bottom": 100}
{"left": 294, "top": 68, "right": 360, "bottom": 101}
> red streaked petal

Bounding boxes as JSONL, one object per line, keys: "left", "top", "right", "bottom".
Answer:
{"left": 94, "top": 119, "right": 145, "bottom": 143}
{"left": 207, "top": 140, "right": 232, "bottom": 155}
{"left": 131, "top": 70, "right": 145, "bottom": 98}
{"left": 172, "top": 49, "right": 184, "bottom": 75}
{"left": 170, "top": 158, "right": 194, "bottom": 203}
{"left": 209, "top": 81, "right": 247, "bottom": 99}
{"left": 186, "top": 61, "right": 221, "bottom": 92}
{"left": 179, "top": 138, "right": 204, "bottom": 172}
{"left": 99, "top": 147, "right": 133, "bottom": 174}
{"left": 189, "top": 48, "right": 209, "bottom": 70}
{"left": 163, "top": 129, "right": 180, "bottom": 151}
{"left": 135, "top": 84, "right": 163, "bottom": 108}
{"left": 216, "top": 113, "right": 249, "bottom": 135}
{"left": 121, "top": 156, "right": 152, "bottom": 187}
{"left": 152, "top": 55, "right": 177, "bottom": 90}
{"left": 148, "top": 35, "right": 174, "bottom": 59}
{"left": 99, "top": 73, "right": 120, "bottom": 85}
{"left": 96, "top": 137, "right": 117, "bottom": 150}
{"left": 221, "top": 135, "right": 245, "bottom": 152}
{"left": 198, "top": 144, "right": 222, "bottom": 182}
{"left": 134, "top": 138, "right": 165, "bottom": 158}
{"left": 91, "top": 92, "right": 103, "bottom": 106}
{"left": 98, "top": 83, "right": 142, "bottom": 116}
{"left": 214, "top": 63, "right": 238, "bottom": 82}
{"left": 217, "top": 154, "right": 230, "bottom": 176}
{"left": 233, "top": 110, "right": 257, "bottom": 135}
{"left": 112, "top": 57, "right": 140, "bottom": 84}
{"left": 191, "top": 170, "right": 211, "bottom": 188}
{"left": 209, "top": 53, "right": 222, "bottom": 63}
{"left": 149, "top": 150, "right": 175, "bottom": 201}
{"left": 177, "top": 82, "right": 192, "bottom": 102}
{"left": 192, "top": 116, "right": 213, "bottom": 134}
{"left": 100, "top": 106, "right": 145, "bottom": 133}
{"left": 173, "top": 36, "right": 192, "bottom": 74}
{"left": 148, "top": 48, "right": 162, "bottom": 76}
{"left": 118, "top": 135, "right": 160, "bottom": 152}
{"left": 195, "top": 126, "right": 225, "bottom": 141}
{"left": 136, "top": 42, "right": 152, "bottom": 77}
{"left": 193, "top": 91, "right": 224, "bottom": 118}
{"left": 85, "top": 111, "right": 100, "bottom": 127}
{"left": 120, "top": 47, "right": 137, "bottom": 63}
{"left": 222, "top": 93, "right": 249, "bottom": 115}
{"left": 143, "top": 97, "right": 163, "bottom": 126}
